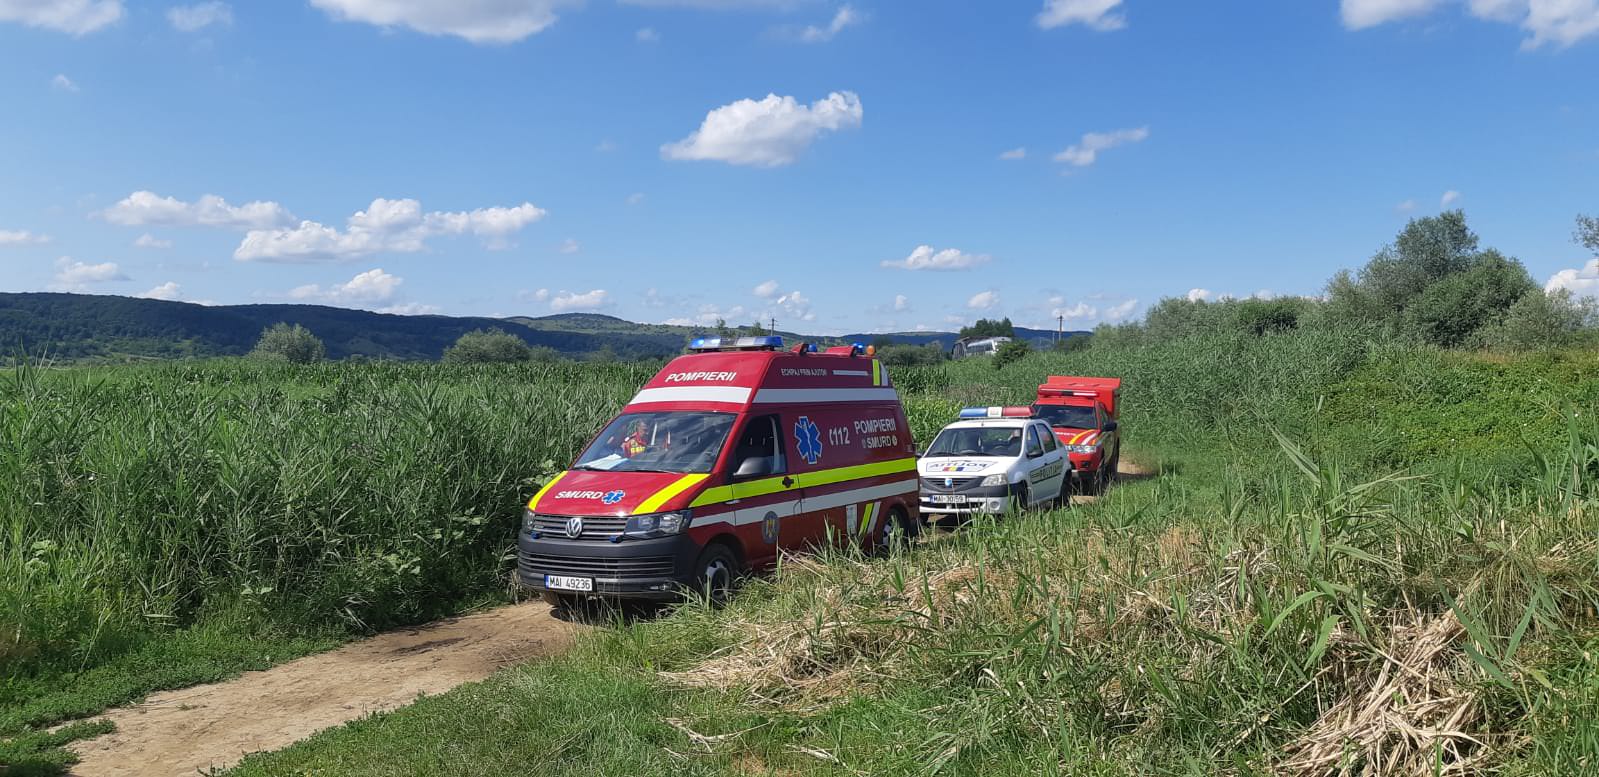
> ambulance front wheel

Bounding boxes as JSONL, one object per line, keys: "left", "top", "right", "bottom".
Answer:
{"left": 691, "top": 543, "right": 741, "bottom": 604}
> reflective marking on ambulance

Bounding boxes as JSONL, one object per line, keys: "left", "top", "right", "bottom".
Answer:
{"left": 628, "top": 386, "right": 753, "bottom": 405}
{"left": 751, "top": 387, "right": 899, "bottom": 404}
{"left": 693, "top": 479, "right": 917, "bottom": 529}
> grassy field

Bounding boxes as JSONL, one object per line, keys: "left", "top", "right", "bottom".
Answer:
{"left": 5, "top": 334, "right": 1599, "bottom": 774}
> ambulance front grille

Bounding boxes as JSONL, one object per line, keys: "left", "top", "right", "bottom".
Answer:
{"left": 531, "top": 514, "right": 628, "bottom": 540}
{"left": 519, "top": 552, "right": 676, "bottom": 580}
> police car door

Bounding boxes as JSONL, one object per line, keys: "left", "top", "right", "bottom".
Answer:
{"left": 1024, "top": 423, "right": 1064, "bottom": 504}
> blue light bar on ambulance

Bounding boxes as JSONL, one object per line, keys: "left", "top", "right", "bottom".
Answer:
{"left": 958, "top": 406, "right": 1035, "bottom": 419}
{"left": 688, "top": 335, "right": 785, "bottom": 352}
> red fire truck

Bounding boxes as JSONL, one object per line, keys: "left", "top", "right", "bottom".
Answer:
{"left": 1033, "top": 376, "right": 1122, "bottom": 494}
{"left": 518, "top": 336, "right": 920, "bottom": 604}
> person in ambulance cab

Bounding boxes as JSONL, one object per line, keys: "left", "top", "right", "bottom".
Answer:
{"left": 622, "top": 419, "right": 651, "bottom": 458}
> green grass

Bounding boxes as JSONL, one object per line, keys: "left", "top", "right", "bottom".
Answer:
{"left": 6, "top": 335, "right": 1599, "bottom": 775}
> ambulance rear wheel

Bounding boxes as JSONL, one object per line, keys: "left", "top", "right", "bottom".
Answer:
{"left": 875, "top": 507, "right": 917, "bottom": 554}
{"left": 691, "top": 543, "right": 740, "bottom": 604}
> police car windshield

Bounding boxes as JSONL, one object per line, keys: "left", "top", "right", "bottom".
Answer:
{"left": 1033, "top": 404, "right": 1097, "bottom": 429}
{"left": 925, "top": 426, "right": 1025, "bottom": 458}
{"left": 574, "top": 412, "right": 735, "bottom": 474}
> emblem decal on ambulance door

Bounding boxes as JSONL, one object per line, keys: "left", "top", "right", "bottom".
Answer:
{"left": 794, "top": 416, "right": 823, "bottom": 465}
{"left": 761, "top": 511, "right": 780, "bottom": 544}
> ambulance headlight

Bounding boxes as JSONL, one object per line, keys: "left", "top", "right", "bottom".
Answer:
{"left": 981, "top": 474, "right": 1008, "bottom": 487}
{"left": 625, "top": 511, "right": 690, "bottom": 538}
{"left": 523, "top": 509, "right": 537, "bottom": 534}
{"left": 1068, "top": 444, "right": 1101, "bottom": 454}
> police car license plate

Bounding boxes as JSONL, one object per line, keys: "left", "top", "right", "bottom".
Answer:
{"left": 545, "top": 575, "right": 593, "bottom": 592}
{"left": 930, "top": 495, "right": 967, "bottom": 504}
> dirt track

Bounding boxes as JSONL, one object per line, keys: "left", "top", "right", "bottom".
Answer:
{"left": 63, "top": 459, "right": 1152, "bottom": 776}
{"left": 67, "top": 601, "right": 579, "bottom": 777}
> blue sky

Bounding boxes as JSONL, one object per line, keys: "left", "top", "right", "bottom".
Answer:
{"left": 1, "top": 0, "right": 1596, "bottom": 334}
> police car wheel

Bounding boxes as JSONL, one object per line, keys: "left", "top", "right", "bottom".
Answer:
{"left": 1011, "top": 482, "right": 1031, "bottom": 514}
{"left": 692, "top": 544, "right": 739, "bottom": 603}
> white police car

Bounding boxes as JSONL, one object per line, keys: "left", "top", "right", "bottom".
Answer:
{"left": 917, "top": 407, "right": 1070, "bottom": 517}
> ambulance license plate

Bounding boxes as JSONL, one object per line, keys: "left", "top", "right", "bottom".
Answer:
{"left": 930, "top": 495, "right": 967, "bottom": 504}
{"left": 545, "top": 575, "right": 593, "bottom": 592}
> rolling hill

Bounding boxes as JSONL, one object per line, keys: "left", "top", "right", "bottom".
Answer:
{"left": 0, "top": 293, "right": 1086, "bottom": 362}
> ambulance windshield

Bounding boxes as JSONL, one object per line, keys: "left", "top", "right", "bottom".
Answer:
{"left": 925, "top": 426, "right": 1026, "bottom": 459}
{"left": 1032, "top": 404, "right": 1097, "bottom": 430}
{"left": 574, "top": 412, "right": 736, "bottom": 474}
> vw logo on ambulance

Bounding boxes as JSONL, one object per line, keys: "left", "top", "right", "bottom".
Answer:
{"left": 518, "top": 336, "right": 920, "bottom": 603}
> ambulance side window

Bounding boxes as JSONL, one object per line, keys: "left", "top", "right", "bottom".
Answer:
{"left": 731, "top": 415, "right": 785, "bottom": 480}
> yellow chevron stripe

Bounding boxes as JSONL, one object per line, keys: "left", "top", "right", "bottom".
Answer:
{"left": 690, "top": 457, "right": 917, "bottom": 507}
{"left": 871, "top": 359, "right": 882, "bottom": 386}
{"left": 526, "top": 471, "right": 568, "bottom": 511}
{"left": 634, "top": 473, "right": 709, "bottom": 514}
{"left": 861, "top": 501, "right": 877, "bottom": 537}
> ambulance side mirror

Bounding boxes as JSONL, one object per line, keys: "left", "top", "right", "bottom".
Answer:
{"left": 733, "top": 456, "right": 775, "bottom": 479}
{"left": 1103, "top": 420, "right": 1118, "bottom": 432}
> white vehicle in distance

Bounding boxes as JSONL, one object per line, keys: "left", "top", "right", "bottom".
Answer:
{"left": 917, "top": 407, "right": 1070, "bottom": 518}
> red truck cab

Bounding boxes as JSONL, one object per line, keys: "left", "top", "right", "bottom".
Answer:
{"left": 518, "top": 337, "right": 920, "bottom": 603}
{"left": 1033, "top": 376, "right": 1122, "bottom": 494}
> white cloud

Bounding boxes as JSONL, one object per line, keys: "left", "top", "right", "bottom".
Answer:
{"left": 519, "top": 288, "right": 552, "bottom": 303}
{"left": 0, "top": 229, "right": 50, "bottom": 245}
{"left": 882, "top": 245, "right": 992, "bottom": 271}
{"left": 998, "top": 147, "right": 1027, "bottom": 160}
{"left": 558, "top": 238, "right": 581, "bottom": 254}
{"left": 137, "top": 281, "right": 182, "bottom": 301}
{"left": 1105, "top": 298, "right": 1140, "bottom": 321}
{"left": 1441, "top": 189, "right": 1461, "bottom": 207}
{"left": 1396, "top": 199, "right": 1417, "bottom": 213}
{"left": 636, "top": 26, "right": 658, "bottom": 41}
{"left": 133, "top": 233, "right": 172, "bottom": 249}
{"left": 1186, "top": 288, "right": 1212, "bottom": 302}
{"left": 1344, "top": 0, "right": 1599, "bottom": 48}
{"left": 893, "top": 294, "right": 909, "bottom": 312}
{"left": 753, "top": 279, "right": 780, "bottom": 298}
{"left": 104, "top": 191, "right": 295, "bottom": 230}
{"left": 1037, "top": 0, "right": 1125, "bottom": 30}
{"left": 51, "top": 73, "right": 78, "bottom": 92}
{"left": 662, "top": 91, "right": 863, "bottom": 167}
{"left": 0, "top": 0, "right": 123, "bottom": 35}
{"left": 796, "top": 4, "right": 859, "bottom": 42}
{"left": 1546, "top": 259, "right": 1599, "bottom": 296}
{"left": 620, "top": 0, "right": 803, "bottom": 7}
{"left": 773, "top": 289, "right": 815, "bottom": 321}
{"left": 1054, "top": 126, "right": 1149, "bottom": 167}
{"left": 626, "top": 192, "right": 646, "bottom": 205}
{"left": 1054, "top": 301, "right": 1097, "bottom": 319}
{"left": 377, "top": 302, "right": 442, "bottom": 315}
{"left": 549, "top": 289, "right": 609, "bottom": 312}
{"left": 967, "top": 290, "right": 1000, "bottom": 310}
{"left": 309, "top": 0, "right": 580, "bottom": 44}
{"left": 1341, "top": 0, "right": 1442, "bottom": 29}
{"left": 662, "top": 303, "right": 751, "bottom": 328}
{"left": 51, "top": 256, "right": 127, "bottom": 290}
{"left": 234, "top": 198, "right": 545, "bottom": 262}
{"left": 289, "top": 268, "right": 405, "bottom": 308}
{"left": 167, "top": 1, "right": 231, "bottom": 31}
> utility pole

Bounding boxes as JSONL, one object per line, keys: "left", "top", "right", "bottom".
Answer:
{"left": 770, "top": 316, "right": 776, "bottom": 335}
{"left": 1057, "top": 315, "right": 1063, "bottom": 342}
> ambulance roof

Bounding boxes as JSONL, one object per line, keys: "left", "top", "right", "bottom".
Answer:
{"left": 623, "top": 348, "right": 896, "bottom": 412}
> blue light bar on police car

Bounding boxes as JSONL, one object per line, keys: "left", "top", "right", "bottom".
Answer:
{"left": 958, "top": 406, "right": 1035, "bottom": 419}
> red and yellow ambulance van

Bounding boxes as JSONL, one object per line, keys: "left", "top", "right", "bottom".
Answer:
{"left": 1033, "top": 376, "right": 1122, "bottom": 494}
{"left": 518, "top": 336, "right": 920, "bottom": 602}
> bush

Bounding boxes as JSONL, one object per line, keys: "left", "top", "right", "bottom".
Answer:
{"left": 876, "top": 343, "right": 946, "bottom": 367}
{"left": 1474, "top": 289, "right": 1594, "bottom": 352}
{"left": 443, "top": 329, "right": 534, "bottom": 364}
{"left": 249, "top": 323, "right": 325, "bottom": 364}
{"left": 992, "top": 338, "right": 1030, "bottom": 370}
